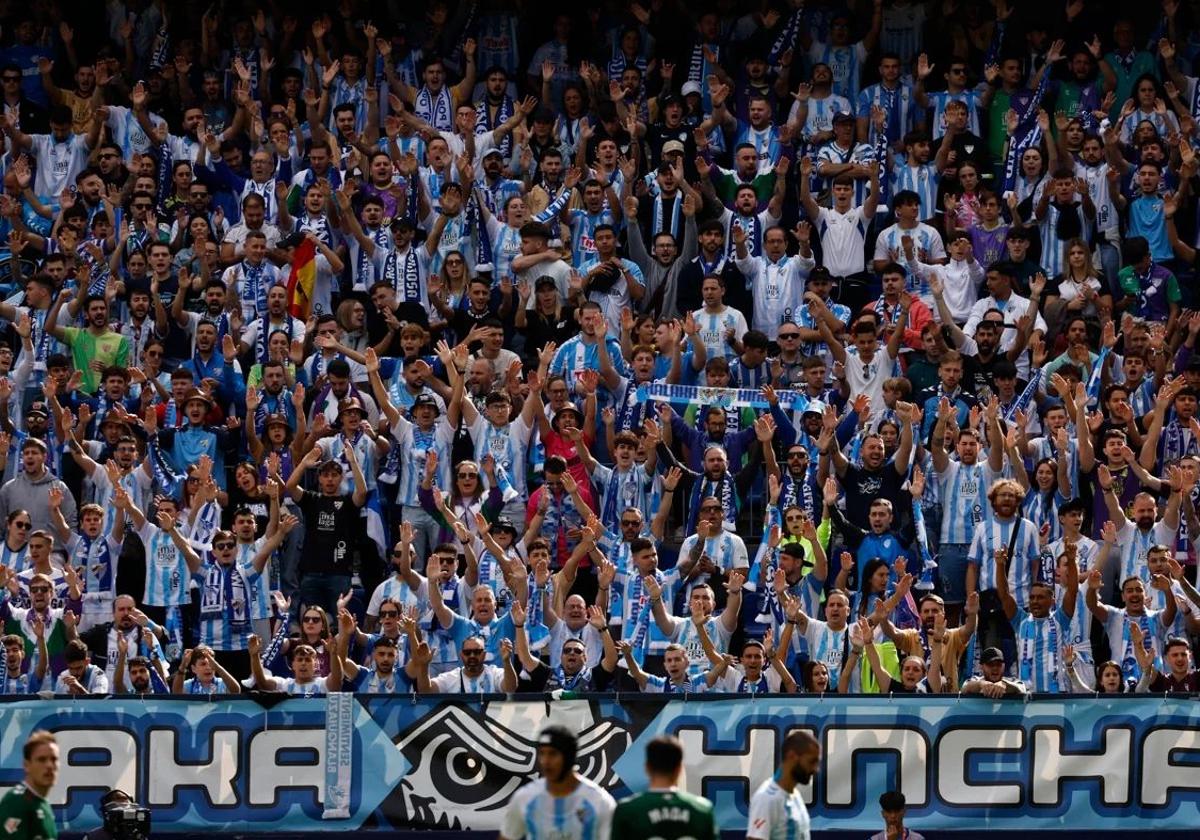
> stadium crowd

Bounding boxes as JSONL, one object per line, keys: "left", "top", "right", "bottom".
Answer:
{"left": 0, "top": 0, "right": 1195, "bottom": 697}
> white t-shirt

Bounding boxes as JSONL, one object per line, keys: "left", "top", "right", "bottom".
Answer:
{"left": 816, "top": 205, "right": 871, "bottom": 277}
{"left": 843, "top": 345, "right": 896, "bottom": 421}
{"left": 430, "top": 664, "right": 508, "bottom": 693}
{"left": 31, "top": 132, "right": 91, "bottom": 196}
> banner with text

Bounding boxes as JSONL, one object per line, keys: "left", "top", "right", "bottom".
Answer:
{"left": 7, "top": 695, "right": 1200, "bottom": 832}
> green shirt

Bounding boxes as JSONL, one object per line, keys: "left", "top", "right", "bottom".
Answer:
{"left": 611, "top": 790, "right": 718, "bottom": 840}
{"left": 59, "top": 327, "right": 130, "bottom": 394}
{"left": 0, "top": 784, "right": 56, "bottom": 840}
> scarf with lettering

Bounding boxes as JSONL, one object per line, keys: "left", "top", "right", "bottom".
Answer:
{"left": 1001, "top": 71, "right": 1050, "bottom": 194}
{"left": 387, "top": 247, "right": 424, "bottom": 305}
{"left": 255, "top": 317, "right": 295, "bottom": 364}
{"left": 200, "top": 561, "right": 251, "bottom": 634}
{"left": 651, "top": 194, "right": 682, "bottom": 239}
{"left": 687, "top": 467, "right": 737, "bottom": 533}
{"left": 725, "top": 212, "right": 762, "bottom": 257}
{"left": 1003, "top": 369, "right": 1042, "bottom": 424}
{"left": 477, "top": 96, "right": 515, "bottom": 159}
{"left": 149, "top": 434, "right": 184, "bottom": 498}
{"left": 414, "top": 86, "right": 454, "bottom": 131}
{"left": 242, "top": 260, "right": 269, "bottom": 318}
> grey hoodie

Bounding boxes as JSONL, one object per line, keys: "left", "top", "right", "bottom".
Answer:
{"left": 0, "top": 469, "right": 77, "bottom": 533}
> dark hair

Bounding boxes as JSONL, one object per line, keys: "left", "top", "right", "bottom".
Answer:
{"left": 644, "top": 735, "right": 685, "bottom": 776}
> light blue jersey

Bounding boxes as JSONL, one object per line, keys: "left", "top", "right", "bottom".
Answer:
{"left": 937, "top": 461, "right": 997, "bottom": 544}
{"left": 139, "top": 521, "right": 192, "bottom": 608}
{"left": 968, "top": 517, "right": 1040, "bottom": 605}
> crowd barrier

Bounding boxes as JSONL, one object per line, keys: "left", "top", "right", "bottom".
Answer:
{"left": 6, "top": 693, "right": 1200, "bottom": 832}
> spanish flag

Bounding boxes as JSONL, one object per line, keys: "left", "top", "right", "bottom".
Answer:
{"left": 286, "top": 237, "right": 318, "bottom": 320}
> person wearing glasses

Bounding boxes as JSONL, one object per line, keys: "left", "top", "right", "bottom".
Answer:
{"left": 513, "top": 599, "right": 618, "bottom": 692}
{"left": 732, "top": 223, "right": 815, "bottom": 342}
{"left": 914, "top": 55, "right": 984, "bottom": 141}
{"left": 0, "top": 510, "right": 31, "bottom": 573}
{"left": 0, "top": 563, "right": 82, "bottom": 680}
{"left": 334, "top": 608, "right": 418, "bottom": 694}
{"left": 415, "top": 633, "right": 517, "bottom": 694}
{"left": 0, "top": 63, "right": 46, "bottom": 134}
{"left": 196, "top": 518, "right": 296, "bottom": 681}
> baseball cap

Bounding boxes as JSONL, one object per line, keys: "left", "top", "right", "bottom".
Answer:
{"left": 662, "top": 139, "right": 685, "bottom": 156}
{"left": 833, "top": 110, "right": 855, "bottom": 124}
{"left": 26, "top": 401, "right": 48, "bottom": 418}
{"left": 681, "top": 81, "right": 702, "bottom": 97}
{"left": 534, "top": 276, "right": 558, "bottom": 291}
{"left": 980, "top": 646, "right": 1005, "bottom": 664}
{"left": 411, "top": 394, "right": 441, "bottom": 415}
{"left": 482, "top": 147, "right": 504, "bottom": 159}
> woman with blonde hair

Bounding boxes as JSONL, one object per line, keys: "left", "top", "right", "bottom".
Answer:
{"left": 336, "top": 298, "right": 370, "bottom": 353}
{"left": 1044, "top": 237, "right": 1111, "bottom": 333}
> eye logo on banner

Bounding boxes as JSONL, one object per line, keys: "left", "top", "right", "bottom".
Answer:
{"left": 383, "top": 702, "right": 631, "bottom": 830}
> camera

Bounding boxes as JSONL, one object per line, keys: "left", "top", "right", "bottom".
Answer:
{"left": 101, "top": 801, "right": 151, "bottom": 840}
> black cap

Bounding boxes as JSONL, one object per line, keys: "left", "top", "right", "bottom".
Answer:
{"left": 534, "top": 276, "right": 558, "bottom": 291}
{"left": 659, "top": 93, "right": 681, "bottom": 109}
{"left": 537, "top": 725, "right": 578, "bottom": 766}
{"left": 492, "top": 516, "right": 518, "bottom": 536}
{"left": 980, "top": 646, "right": 1005, "bottom": 664}
{"left": 833, "top": 110, "right": 855, "bottom": 124}
{"left": 411, "top": 394, "right": 441, "bottom": 415}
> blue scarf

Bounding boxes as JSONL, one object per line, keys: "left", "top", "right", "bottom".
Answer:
{"left": 687, "top": 468, "right": 738, "bottom": 533}
{"left": 242, "top": 260, "right": 269, "bottom": 318}
{"left": 200, "top": 561, "right": 251, "bottom": 634}
{"left": 386, "top": 247, "right": 424, "bottom": 305}
{"left": 1001, "top": 72, "right": 1049, "bottom": 194}
{"left": 476, "top": 96, "right": 515, "bottom": 159}
{"left": 414, "top": 86, "right": 453, "bottom": 131}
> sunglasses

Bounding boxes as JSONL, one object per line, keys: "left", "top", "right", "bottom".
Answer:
{"left": 458, "top": 471, "right": 479, "bottom": 478}
{"left": 779, "top": 333, "right": 800, "bottom": 339}
{"left": 1, "top": 77, "right": 20, "bottom": 83}
{"left": 462, "top": 649, "right": 485, "bottom": 656}
{"left": 214, "top": 541, "right": 235, "bottom": 550}
{"left": 132, "top": 203, "right": 152, "bottom": 210}
{"left": 378, "top": 610, "right": 400, "bottom": 618}
{"left": 302, "top": 615, "right": 323, "bottom": 623}
{"left": 29, "top": 586, "right": 50, "bottom": 593}
{"left": 620, "top": 520, "right": 641, "bottom": 527}
{"left": 787, "top": 451, "right": 807, "bottom": 458}
{"left": 12, "top": 521, "right": 30, "bottom": 530}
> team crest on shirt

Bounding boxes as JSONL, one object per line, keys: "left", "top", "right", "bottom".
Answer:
{"left": 4, "top": 818, "right": 19, "bottom": 834}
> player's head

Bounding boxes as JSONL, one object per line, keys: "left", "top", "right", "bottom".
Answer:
{"left": 643, "top": 735, "right": 685, "bottom": 786}
{"left": 23, "top": 730, "right": 58, "bottom": 793}
{"left": 780, "top": 730, "right": 820, "bottom": 785}
{"left": 880, "top": 790, "right": 908, "bottom": 831}
{"left": 536, "top": 725, "right": 578, "bottom": 783}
